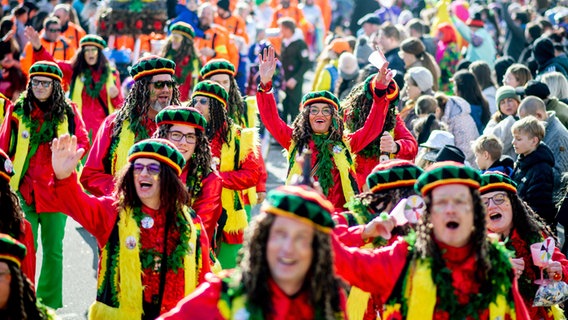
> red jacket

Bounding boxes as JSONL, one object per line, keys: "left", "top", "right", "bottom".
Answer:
{"left": 20, "top": 219, "right": 35, "bottom": 284}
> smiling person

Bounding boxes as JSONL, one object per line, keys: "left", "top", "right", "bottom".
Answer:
{"left": 0, "top": 61, "right": 90, "bottom": 310}
{"left": 154, "top": 106, "right": 222, "bottom": 246}
{"left": 332, "top": 161, "right": 530, "bottom": 319}
{"left": 50, "top": 136, "right": 212, "bottom": 319}
{"left": 81, "top": 55, "right": 180, "bottom": 197}
{"left": 480, "top": 172, "right": 568, "bottom": 320}
{"left": 25, "top": 29, "right": 123, "bottom": 137}
{"left": 257, "top": 46, "right": 394, "bottom": 211}
{"left": 482, "top": 86, "right": 521, "bottom": 160}
{"left": 159, "top": 185, "right": 347, "bottom": 320}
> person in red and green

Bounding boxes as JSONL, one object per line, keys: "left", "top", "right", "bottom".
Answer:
{"left": 159, "top": 185, "right": 348, "bottom": 320}
{"left": 332, "top": 161, "right": 531, "bottom": 319}
{"left": 50, "top": 136, "right": 212, "bottom": 319}
{"left": 0, "top": 61, "right": 89, "bottom": 309}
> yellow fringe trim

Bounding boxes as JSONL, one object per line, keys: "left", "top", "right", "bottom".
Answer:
{"left": 183, "top": 207, "right": 199, "bottom": 294}
{"left": 111, "top": 121, "right": 136, "bottom": 175}
{"left": 72, "top": 69, "right": 116, "bottom": 115}
{"left": 551, "top": 304, "right": 566, "bottom": 320}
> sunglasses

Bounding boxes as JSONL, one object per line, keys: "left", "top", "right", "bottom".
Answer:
{"left": 47, "top": 28, "right": 61, "bottom": 33}
{"left": 309, "top": 106, "right": 332, "bottom": 116}
{"left": 31, "top": 79, "right": 53, "bottom": 88}
{"left": 168, "top": 130, "right": 197, "bottom": 144}
{"left": 132, "top": 163, "right": 161, "bottom": 176}
{"left": 151, "top": 80, "right": 176, "bottom": 89}
{"left": 481, "top": 193, "right": 508, "bottom": 207}
{"left": 192, "top": 97, "right": 209, "bottom": 106}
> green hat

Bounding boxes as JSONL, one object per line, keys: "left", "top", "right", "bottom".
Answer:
{"left": 127, "top": 138, "right": 186, "bottom": 176}
{"left": 199, "top": 58, "right": 236, "bottom": 80}
{"left": 415, "top": 161, "right": 481, "bottom": 196}
{"left": 80, "top": 34, "right": 107, "bottom": 49}
{"left": 363, "top": 74, "right": 399, "bottom": 101}
{"left": 29, "top": 61, "right": 63, "bottom": 82}
{"left": 0, "top": 149, "right": 14, "bottom": 182}
{"left": 0, "top": 233, "right": 26, "bottom": 267}
{"left": 130, "top": 55, "right": 176, "bottom": 81}
{"left": 262, "top": 185, "right": 336, "bottom": 233}
{"left": 170, "top": 22, "right": 195, "bottom": 40}
{"left": 495, "top": 85, "right": 520, "bottom": 108}
{"left": 192, "top": 80, "right": 229, "bottom": 108}
{"left": 479, "top": 172, "right": 517, "bottom": 194}
{"left": 156, "top": 106, "right": 207, "bottom": 132}
{"left": 301, "top": 90, "right": 340, "bottom": 110}
{"left": 367, "top": 159, "right": 424, "bottom": 193}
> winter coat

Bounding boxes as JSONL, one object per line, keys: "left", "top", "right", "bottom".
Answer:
{"left": 440, "top": 96, "right": 480, "bottom": 167}
{"left": 545, "top": 98, "right": 568, "bottom": 129}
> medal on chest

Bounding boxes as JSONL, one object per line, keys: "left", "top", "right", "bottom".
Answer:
{"left": 141, "top": 215, "right": 155, "bottom": 229}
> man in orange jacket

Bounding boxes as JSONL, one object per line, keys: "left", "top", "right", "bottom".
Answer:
{"left": 52, "top": 3, "right": 85, "bottom": 51}
{"left": 194, "top": 3, "right": 232, "bottom": 66}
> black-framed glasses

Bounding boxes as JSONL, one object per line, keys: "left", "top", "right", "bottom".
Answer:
{"left": 309, "top": 106, "right": 332, "bottom": 116}
{"left": 192, "top": 97, "right": 209, "bottom": 106}
{"left": 151, "top": 80, "right": 176, "bottom": 89}
{"left": 481, "top": 193, "right": 508, "bottom": 207}
{"left": 132, "top": 163, "right": 161, "bottom": 176}
{"left": 47, "top": 28, "right": 61, "bottom": 33}
{"left": 31, "top": 79, "right": 53, "bottom": 88}
{"left": 168, "top": 130, "right": 197, "bottom": 144}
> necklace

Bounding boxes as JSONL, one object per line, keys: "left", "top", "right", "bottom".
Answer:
{"left": 81, "top": 68, "right": 109, "bottom": 98}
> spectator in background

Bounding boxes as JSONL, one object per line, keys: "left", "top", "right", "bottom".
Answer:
{"left": 483, "top": 86, "right": 520, "bottom": 160}
{"left": 170, "top": 0, "right": 205, "bottom": 39}
{"left": 406, "top": 18, "right": 436, "bottom": 56}
{"left": 452, "top": 70, "right": 491, "bottom": 135}
{"left": 472, "top": 134, "right": 514, "bottom": 175}
{"left": 313, "top": 38, "right": 351, "bottom": 92}
{"left": 376, "top": 22, "right": 405, "bottom": 87}
{"left": 518, "top": 21, "right": 543, "bottom": 73}
{"left": 451, "top": 11, "right": 497, "bottom": 68}
{"left": 533, "top": 37, "right": 568, "bottom": 80}
{"left": 503, "top": 63, "right": 532, "bottom": 88}
{"left": 299, "top": 0, "right": 325, "bottom": 58}
{"left": 434, "top": 22, "right": 459, "bottom": 93}
{"left": 0, "top": 52, "right": 26, "bottom": 101}
{"left": 399, "top": 37, "right": 440, "bottom": 91}
{"left": 11, "top": 4, "right": 28, "bottom": 51}
{"left": 520, "top": 80, "right": 568, "bottom": 129}
{"left": 494, "top": 56, "right": 515, "bottom": 87}
{"left": 400, "top": 66, "right": 434, "bottom": 130}
{"left": 335, "top": 52, "right": 359, "bottom": 100}
{"left": 52, "top": 3, "right": 85, "bottom": 51}
{"left": 541, "top": 72, "right": 568, "bottom": 105}
{"left": 470, "top": 61, "right": 498, "bottom": 115}
{"left": 354, "top": 13, "right": 380, "bottom": 67}
{"left": 499, "top": 2, "right": 528, "bottom": 62}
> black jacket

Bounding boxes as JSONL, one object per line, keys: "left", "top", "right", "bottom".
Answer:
{"left": 513, "top": 142, "right": 556, "bottom": 225}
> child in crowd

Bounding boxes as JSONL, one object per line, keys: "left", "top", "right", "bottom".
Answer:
{"left": 472, "top": 134, "right": 514, "bottom": 176}
{"left": 511, "top": 116, "right": 556, "bottom": 225}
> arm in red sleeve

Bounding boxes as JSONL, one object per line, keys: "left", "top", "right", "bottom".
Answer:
{"left": 196, "top": 219, "right": 212, "bottom": 285}
{"left": 256, "top": 90, "right": 292, "bottom": 149}
{"left": 80, "top": 115, "right": 116, "bottom": 197}
{"left": 52, "top": 172, "right": 117, "bottom": 248}
{"left": 333, "top": 224, "right": 367, "bottom": 247}
{"left": 219, "top": 151, "right": 261, "bottom": 190}
{"left": 20, "top": 219, "right": 36, "bottom": 284}
{"left": 256, "top": 150, "right": 267, "bottom": 193}
{"left": 0, "top": 103, "right": 16, "bottom": 152}
{"left": 33, "top": 46, "right": 73, "bottom": 82}
{"left": 552, "top": 247, "right": 568, "bottom": 281}
{"left": 70, "top": 103, "right": 90, "bottom": 157}
{"left": 393, "top": 114, "right": 417, "bottom": 160}
{"left": 332, "top": 234, "right": 408, "bottom": 299}
{"left": 110, "top": 69, "right": 124, "bottom": 109}
{"left": 512, "top": 277, "right": 531, "bottom": 320}
{"left": 158, "top": 274, "right": 224, "bottom": 320}
{"left": 192, "top": 171, "right": 223, "bottom": 243}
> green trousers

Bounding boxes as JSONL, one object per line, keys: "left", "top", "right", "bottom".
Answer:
{"left": 20, "top": 197, "right": 67, "bottom": 309}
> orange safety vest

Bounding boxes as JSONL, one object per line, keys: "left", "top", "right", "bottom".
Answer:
{"left": 61, "top": 22, "right": 86, "bottom": 51}
{"left": 214, "top": 14, "right": 249, "bottom": 44}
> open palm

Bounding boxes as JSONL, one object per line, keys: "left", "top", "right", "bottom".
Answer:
{"left": 258, "top": 46, "right": 277, "bottom": 86}
{"left": 51, "top": 134, "right": 85, "bottom": 180}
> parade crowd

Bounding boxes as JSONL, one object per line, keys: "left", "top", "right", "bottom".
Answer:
{"left": 2, "top": 0, "right": 568, "bottom": 319}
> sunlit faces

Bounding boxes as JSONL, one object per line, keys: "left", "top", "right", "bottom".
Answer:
{"left": 171, "top": 34, "right": 184, "bottom": 51}
{"left": 499, "top": 98, "right": 520, "bottom": 116}
{"left": 133, "top": 158, "right": 161, "bottom": 209}
{"left": 512, "top": 131, "right": 539, "bottom": 156}
{"left": 399, "top": 50, "right": 416, "bottom": 68}
{"left": 83, "top": 46, "right": 99, "bottom": 66}
{"left": 199, "top": 6, "right": 214, "bottom": 27}
{"left": 30, "top": 76, "right": 54, "bottom": 102}
{"left": 405, "top": 80, "right": 422, "bottom": 100}
{"left": 0, "top": 262, "right": 10, "bottom": 310}
{"left": 149, "top": 74, "right": 174, "bottom": 110}
{"left": 430, "top": 184, "right": 474, "bottom": 248}
{"left": 192, "top": 96, "right": 211, "bottom": 121}
{"left": 503, "top": 72, "right": 519, "bottom": 88}
{"left": 167, "top": 124, "right": 197, "bottom": 162}
{"left": 44, "top": 23, "right": 61, "bottom": 42}
{"left": 474, "top": 151, "right": 493, "bottom": 171}
{"left": 308, "top": 103, "right": 333, "bottom": 134}
{"left": 481, "top": 191, "right": 513, "bottom": 237}
{"left": 209, "top": 73, "right": 231, "bottom": 93}
{"left": 266, "top": 215, "right": 314, "bottom": 295}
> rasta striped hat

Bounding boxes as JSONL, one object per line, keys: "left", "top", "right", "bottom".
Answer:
{"left": 0, "top": 233, "right": 26, "bottom": 268}
{"left": 0, "top": 149, "right": 14, "bottom": 182}
{"left": 156, "top": 106, "right": 207, "bottom": 132}
{"left": 80, "top": 34, "right": 106, "bottom": 49}
{"left": 262, "top": 185, "right": 335, "bottom": 233}
{"left": 301, "top": 90, "right": 341, "bottom": 110}
{"left": 480, "top": 172, "right": 517, "bottom": 194}
{"left": 367, "top": 159, "right": 424, "bottom": 193}
{"left": 29, "top": 61, "right": 63, "bottom": 82}
{"left": 363, "top": 73, "right": 399, "bottom": 101}
{"left": 170, "top": 22, "right": 195, "bottom": 40}
{"left": 191, "top": 80, "right": 229, "bottom": 108}
{"left": 415, "top": 161, "right": 481, "bottom": 196}
{"left": 128, "top": 139, "right": 186, "bottom": 176}
{"left": 130, "top": 55, "right": 176, "bottom": 81}
{"left": 199, "top": 59, "right": 236, "bottom": 80}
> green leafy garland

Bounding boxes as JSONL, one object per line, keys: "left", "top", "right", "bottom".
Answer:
{"left": 185, "top": 160, "right": 204, "bottom": 205}
{"left": 14, "top": 100, "right": 60, "bottom": 145}
{"left": 81, "top": 68, "right": 109, "bottom": 98}
{"left": 132, "top": 207, "right": 192, "bottom": 273}
{"left": 312, "top": 134, "right": 335, "bottom": 196}
{"left": 166, "top": 49, "right": 195, "bottom": 86}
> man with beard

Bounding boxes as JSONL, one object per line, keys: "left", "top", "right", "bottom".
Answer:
{"left": 193, "top": 2, "right": 231, "bottom": 66}
{"left": 52, "top": 3, "right": 86, "bottom": 51}
{"left": 80, "top": 55, "right": 180, "bottom": 197}
{"left": 0, "top": 61, "right": 89, "bottom": 309}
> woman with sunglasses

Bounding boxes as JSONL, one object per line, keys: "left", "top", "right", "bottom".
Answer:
{"left": 49, "top": 135, "right": 212, "bottom": 320}
{"left": 24, "top": 28, "right": 123, "bottom": 137}
{"left": 257, "top": 46, "right": 396, "bottom": 211}
{"left": 154, "top": 106, "right": 222, "bottom": 247}
{"left": 480, "top": 172, "right": 568, "bottom": 320}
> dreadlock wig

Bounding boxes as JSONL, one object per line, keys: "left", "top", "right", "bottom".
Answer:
{"left": 4, "top": 260, "right": 46, "bottom": 320}
{"left": 291, "top": 103, "right": 344, "bottom": 152}
{"left": 188, "top": 97, "right": 231, "bottom": 144}
{"left": 161, "top": 36, "right": 200, "bottom": 85}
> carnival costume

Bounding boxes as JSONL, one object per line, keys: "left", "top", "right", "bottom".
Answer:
{"left": 257, "top": 75, "right": 396, "bottom": 211}
{"left": 166, "top": 23, "right": 201, "bottom": 102}
{"left": 481, "top": 173, "right": 568, "bottom": 320}
{"left": 333, "top": 163, "right": 530, "bottom": 320}
{"left": 49, "top": 139, "right": 211, "bottom": 319}
{"left": 0, "top": 61, "right": 90, "bottom": 309}
{"left": 81, "top": 56, "right": 176, "bottom": 197}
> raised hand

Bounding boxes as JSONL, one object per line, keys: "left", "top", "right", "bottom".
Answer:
{"left": 24, "top": 26, "right": 41, "bottom": 50}
{"left": 258, "top": 46, "right": 277, "bottom": 86}
{"left": 361, "top": 214, "right": 396, "bottom": 241}
{"left": 51, "top": 134, "right": 85, "bottom": 180}
{"left": 374, "top": 49, "right": 395, "bottom": 89}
